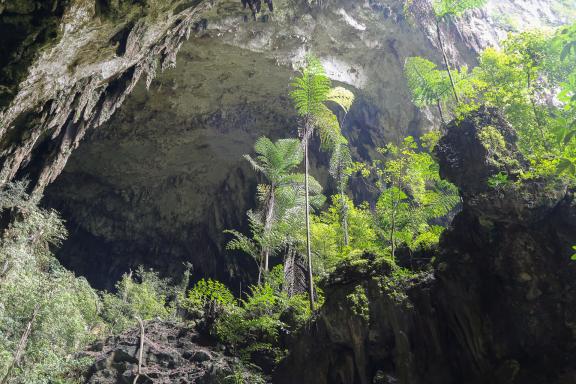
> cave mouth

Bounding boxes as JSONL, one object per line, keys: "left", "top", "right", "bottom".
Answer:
{"left": 39, "top": 3, "right": 430, "bottom": 291}
{"left": 40, "top": 50, "right": 394, "bottom": 292}
{"left": 41, "top": 38, "right": 304, "bottom": 291}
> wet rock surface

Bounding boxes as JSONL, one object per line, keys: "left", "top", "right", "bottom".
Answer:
{"left": 273, "top": 108, "right": 576, "bottom": 384}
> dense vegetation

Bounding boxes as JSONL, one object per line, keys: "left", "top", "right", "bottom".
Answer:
{"left": 405, "top": 22, "right": 576, "bottom": 184}
{"left": 1, "top": 0, "right": 576, "bottom": 382}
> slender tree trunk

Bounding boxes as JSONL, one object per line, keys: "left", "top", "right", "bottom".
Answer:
{"left": 436, "top": 19, "right": 460, "bottom": 103}
{"left": 390, "top": 203, "right": 397, "bottom": 260}
{"left": 304, "top": 132, "right": 315, "bottom": 311}
{"left": 437, "top": 99, "right": 446, "bottom": 125}
{"left": 527, "top": 71, "right": 549, "bottom": 148}
{"left": 133, "top": 316, "right": 145, "bottom": 384}
{"left": 257, "top": 256, "right": 263, "bottom": 285}
{"left": 1, "top": 304, "right": 40, "bottom": 384}
{"left": 262, "top": 187, "right": 275, "bottom": 273}
{"left": 340, "top": 179, "right": 349, "bottom": 247}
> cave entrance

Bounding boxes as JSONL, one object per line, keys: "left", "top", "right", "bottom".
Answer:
{"left": 43, "top": 40, "right": 297, "bottom": 290}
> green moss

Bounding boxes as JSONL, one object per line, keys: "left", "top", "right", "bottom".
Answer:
{"left": 346, "top": 285, "right": 370, "bottom": 321}
{"left": 478, "top": 125, "right": 506, "bottom": 153}
{"left": 477, "top": 125, "right": 522, "bottom": 173}
{"left": 376, "top": 268, "right": 423, "bottom": 305}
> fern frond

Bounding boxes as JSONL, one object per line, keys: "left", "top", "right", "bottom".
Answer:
{"left": 291, "top": 55, "right": 331, "bottom": 116}
{"left": 224, "top": 229, "right": 259, "bottom": 260}
{"left": 326, "top": 86, "right": 355, "bottom": 113}
{"left": 313, "top": 104, "right": 345, "bottom": 151}
{"left": 404, "top": 56, "right": 452, "bottom": 107}
{"left": 243, "top": 154, "right": 265, "bottom": 174}
{"left": 275, "top": 138, "right": 304, "bottom": 169}
{"left": 329, "top": 142, "right": 353, "bottom": 180}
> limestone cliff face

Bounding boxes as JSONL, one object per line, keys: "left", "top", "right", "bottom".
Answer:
{"left": 273, "top": 108, "right": 576, "bottom": 384}
{"left": 0, "top": 0, "right": 224, "bottom": 205}
{"left": 0, "top": 0, "right": 571, "bottom": 287}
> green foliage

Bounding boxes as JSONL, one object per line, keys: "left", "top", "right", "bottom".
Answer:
{"left": 182, "top": 278, "right": 235, "bottom": 314}
{"left": 432, "top": 0, "right": 487, "bottom": 19}
{"left": 244, "top": 137, "right": 303, "bottom": 185}
{"left": 404, "top": 56, "right": 453, "bottom": 108}
{"left": 228, "top": 136, "right": 326, "bottom": 281}
{"left": 311, "top": 196, "right": 378, "bottom": 274}
{"left": 488, "top": 172, "right": 511, "bottom": 190}
{"left": 213, "top": 281, "right": 310, "bottom": 364}
{"left": 100, "top": 267, "right": 173, "bottom": 334}
{"left": 290, "top": 55, "right": 355, "bottom": 310}
{"left": 462, "top": 26, "right": 576, "bottom": 181}
{"left": 404, "top": 56, "right": 471, "bottom": 119}
{"left": 354, "top": 134, "right": 460, "bottom": 257}
{"left": 291, "top": 56, "right": 332, "bottom": 117}
{"left": 224, "top": 362, "right": 266, "bottom": 384}
{"left": 346, "top": 285, "right": 370, "bottom": 321}
{"left": 0, "top": 183, "right": 101, "bottom": 383}
{"left": 291, "top": 55, "right": 354, "bottom": 151}
{"left": 309, "top": 131, "right": 458, "bottom": 271}
{"left": 407, "top": 22, "right": 576, "bottom": 185}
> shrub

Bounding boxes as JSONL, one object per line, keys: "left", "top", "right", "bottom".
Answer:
{"left": 0, "top": 182, "right": 101, "bottom": 383}
{"left": 213, "top": 280, "right": 311, "bottom": 366}
{"left": 100, "top": 267, "right": 172, "bottom": 334}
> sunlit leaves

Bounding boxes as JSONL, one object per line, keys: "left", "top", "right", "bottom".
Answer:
{"left": 290, "top": 56, "right": 331, "bottom": 117}
{"left": 355, "top": 135, "right": 459, "bottom": 256}
{"left": 326, "top": 86, "right": 355, "bottom": 113}
{"left": 432, "top": 0, "right": 487, "bottom": 19}
{"left": 404, "top": 57, "right": 452, "bottom": 107}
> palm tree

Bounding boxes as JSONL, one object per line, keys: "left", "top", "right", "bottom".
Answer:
{"left": 432, "top": 0, "right": 487, "bottom": 102}
{"left": 290, "top": 56, "right": 354, "bottom": 310}
{"left": 243, "top": 137, "right": 303, "bottom": 281}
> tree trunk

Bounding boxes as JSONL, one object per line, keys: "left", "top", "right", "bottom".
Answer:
{"left": 340, "top": 179, "right": 349, "bottom": 247}
{"left": 527, "top": 71, "right": 548, "bottom": 148}
{"left": 390, "top": 203, "right": 397, "bottom": 260}
{"left": 437, "top": 99, "right": 446, "bottom": 125}
{"left": 1, "top": 304, "right": 40, "bottom": 384}
{"left": 304, "top": 132, "right": 315, "bottom": 311}
{"left": 257, "top": 255, "right": 263, "bottom": 285}
{"left": 133, "top": 316, "right": 145, "bottom": 384}
{"left": 262, "top": 186, "right": 275, "bottom": 273}
{"left": 436, "top": 19, "right": 460, "bottom": 103}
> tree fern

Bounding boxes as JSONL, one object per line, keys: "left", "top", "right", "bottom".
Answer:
{"left": 290, "top": 55, "right": 355, "bottom": 310}
{"left": 404, "top": 57, "right": 452, "bottom": 108}
{"left": 290, "top": 56, "right": 331, "bottom": 118}
{"left": 329, "top": 142, "right": 353, "bottom": 246}
{"left": 240, "top": 137, "right": 304, "bottom": 279}
{"left": 245, "top": 137, "right": 303, "bottom": 184}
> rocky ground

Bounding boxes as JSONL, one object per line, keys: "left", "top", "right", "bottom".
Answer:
{"left": 82, "top": 320, "right": 262, "bottom": 384}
